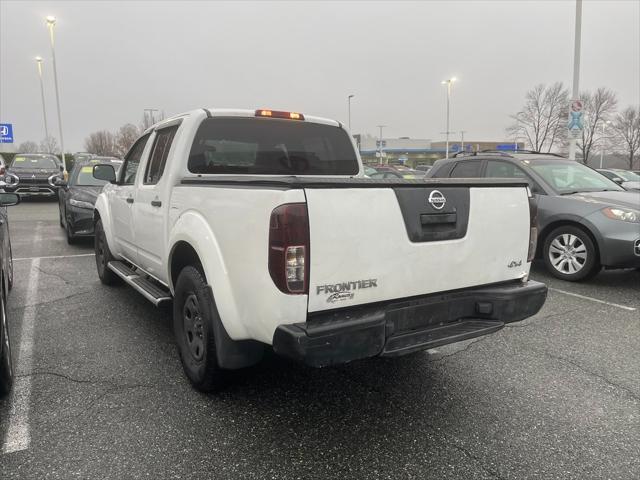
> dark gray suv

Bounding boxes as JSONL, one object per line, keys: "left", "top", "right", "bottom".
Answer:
{"left": 427, "top": 151, "right": 640, "bottom": 281}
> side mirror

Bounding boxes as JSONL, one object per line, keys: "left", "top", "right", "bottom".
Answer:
{"left": 93, "top": 164, "right": 117, "bottom": 183}
{"left": 0, "top": 192, "right": 20, "bottom": 207}
{"left": 59, "top": 165, "right": 64, "bottom": 172}
{"left": 612, "top": 177, "right": 624, "bottom": 185}
{"left": 55, "top": 178, "right": 67, "bottom": 187}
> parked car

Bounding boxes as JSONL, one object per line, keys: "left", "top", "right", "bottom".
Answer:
{"left": 428, "top": 151, "right": 640, "bottom": 281}
{"left": 4, "top": 153, "right": 63, "bottom": 198}
{"left": 597, "top": 169, "right": 640, "bottom": 191}
{"left": 0, "top": 191, "right": 21, "bottom": 396}
{"left": 57, "top": 158, "right": 121, "bottom": 244}
{"left": 0, "top": 154, "right": 6, "bottom": 176}
{"left": 90, "top": 107, "right": 545, "bottom": 391}
{"left": 415, "top": 165, "right": 433, "bottom": 173}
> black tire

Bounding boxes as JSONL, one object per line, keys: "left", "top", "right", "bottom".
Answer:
{"left": 7, "top": 241, "right": 13, "bottom": 291}
{"left": 543, "top": 225, "right": 600, "bottom": 281}
{"left": 66, "top": 221, "right": 77, "bottom": 245}
{"left": 173, "top": 266, "right": 224, "bottom": 392}
{"left": 0, "top": 287, "right": 13, "bottom": 396}
{"left": 94, "top": 219, "right": 121, "bottom": 285}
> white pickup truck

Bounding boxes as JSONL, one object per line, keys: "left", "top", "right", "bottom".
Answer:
{"left": 92, "top": 108, "right": 547, "bottom": 391}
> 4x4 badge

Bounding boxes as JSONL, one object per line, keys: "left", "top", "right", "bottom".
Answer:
{"left": 428, "top": 190, "right": 446, "bottom": 210}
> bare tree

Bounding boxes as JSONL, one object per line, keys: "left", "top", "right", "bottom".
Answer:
{"left": 17, "top": 141, "right": 39, "bottom": 153}
{"left": 577, "top": 88, "right": 618, "bottom": 165}
{"left": 84, "top": 130, "right": 117, "bottom": 156}
{"left": 39, "top": 135, "right": 59, "bottom": 154}
{"left": 115, "top": 123, "right": 140, "bottom": 157}
{"left": 140, "top": 110, "right": 165, "bottom": 131}
{"left": 611, "top": 106, "right": 640, "bottom": 170}
{"left": 507, "top": 82, "right": 569, "bottom": 153}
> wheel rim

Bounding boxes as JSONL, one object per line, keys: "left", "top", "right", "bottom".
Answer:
{"left": 548, "top": 233, "right": 587, "bottom": 275}
{"left": 183, "top": 294, "right": 205, "bottom": 361}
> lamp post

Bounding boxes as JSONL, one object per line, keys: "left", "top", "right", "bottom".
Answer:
{"left": 376, "top": 124, "right": 386, "bottom": 164}
{"left": 568, "top": 0, "right": 582, "bottom": 161}
{"left": 441, "top": 77, "right": 456, "bottom": 159}
{"left": 45, "top": 15, "right": 67, "bottom": 176}
{"left": 35, "top": 56, "right": 50, "bottom": 152}
{"left": 347, "top": 94, "right": 354, "bottom": 131}
{"left": 599, "top": 120, "right": 611, "bottom": 169}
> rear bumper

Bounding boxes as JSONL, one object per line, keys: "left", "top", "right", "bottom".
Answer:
{"left": 273, "top": 280, "right": 547, "bottom": 367}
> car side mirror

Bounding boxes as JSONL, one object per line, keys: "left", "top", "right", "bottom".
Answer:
{"left": 612, "top": 177, "right": 624, "bottom": 185}
{"left": 55, "top": 179, "right": 67, "bottom": 187}
{"left": 59, "top": 165, "right": 64, "bottom": 172}
{"left": 0, "top": 192, "right": 20, "bottom": 207}
{"left": 93, "top": 164, "right": 117, "bottom": 183}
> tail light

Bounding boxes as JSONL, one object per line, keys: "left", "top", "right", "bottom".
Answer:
{"left": 256, "top": 109, "right": 305, "bottom": 121}
{"left": 0, "top": 166, "right": 4, "bottom": 175}
{"left": 269, "top": 203, "right": 310, "bottom": 294}
{"left": 527, "top": 189, "right": 538, "bottom": 262}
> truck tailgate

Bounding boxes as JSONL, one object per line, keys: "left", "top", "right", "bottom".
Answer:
{"left": 305, "top": 182, "right": 531, "bottom": 313}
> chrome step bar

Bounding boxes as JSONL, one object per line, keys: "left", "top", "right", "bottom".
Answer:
{"left": 107, "top": 261, "right": 172, "bottom": 306}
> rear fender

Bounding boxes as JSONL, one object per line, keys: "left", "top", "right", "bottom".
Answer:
{"left": 168, "top": 210, "right": 247, "bottom": 340}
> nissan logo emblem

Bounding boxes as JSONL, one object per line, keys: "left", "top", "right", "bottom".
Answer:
{"left": 428, "top": 190, "right": 446, "bottom": 210}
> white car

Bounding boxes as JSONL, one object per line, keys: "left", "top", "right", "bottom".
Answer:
{"left": 91, "top": 108, "right": 547, "bottom": 391}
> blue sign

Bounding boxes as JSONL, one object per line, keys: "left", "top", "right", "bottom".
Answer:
{"left": 0, "top": 124, "right": 13, "bottom": 143}
{"left": 496, "top": 144, "right": 518, "bottom": 151}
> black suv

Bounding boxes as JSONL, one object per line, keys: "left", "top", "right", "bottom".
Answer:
{"left": 4, "top": 153, "right": 63, "bottom": 198}
{"left": 427, "top": 151, "right": 640, "bottom": 281}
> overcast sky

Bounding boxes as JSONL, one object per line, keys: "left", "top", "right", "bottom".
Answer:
{"left": 1, "top": 0, "right": 639, "bottom": 152}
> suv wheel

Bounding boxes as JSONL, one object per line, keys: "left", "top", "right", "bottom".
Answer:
{"left": 174, "top": 266, "right": 225, "bottom": 392}
{"left": 543, "top": 226, "right": 599, "bottom": 281}
{"left": 0, "top": 287, "right": 14, "bottom": 396}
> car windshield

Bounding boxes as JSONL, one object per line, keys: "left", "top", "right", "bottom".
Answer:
{"left": 529, "top": 161, "right": 623, "bottom": 194}
{"left": 615, "top": 170, "right": 640, "bottom": 181}
{"left": 70, "top": 164, "right": 109, "bottom": 186}
{"left": 11, "top": 155, "right": 59, "bottom": 169}
{"left": 188, "top": 117, "right": 359, "bottom": 175}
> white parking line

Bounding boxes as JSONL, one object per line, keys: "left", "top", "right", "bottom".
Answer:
{"left": 549, "top": 287, "right": 637, "bottom": 312}
{"left": 14, "top": 253, "right": 94, "bottom": 261}
{"left": 2, "top": 257, "right": 40, "bottom": 454}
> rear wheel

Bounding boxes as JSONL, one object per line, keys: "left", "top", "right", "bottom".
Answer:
{"left": 94, "top": 219, "right": 120, "bottom": 285}
{"left": 173, "top": 266, "right": 224, "bottom": 392}
{"left": 0, "top": 287, "right": 13, "bottom": 396}
{"left": 543, "top": 226, "right": 599, "bottom": 281}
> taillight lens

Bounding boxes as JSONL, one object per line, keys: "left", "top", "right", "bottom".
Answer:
{"left": 269, "top": 203, "right": 309, "bottom": 294}
{"left": 0, "top": 167, "right": 5, "bottom": 175}
{"left": 527, "top": 191, "right": 538, "bottom": 262}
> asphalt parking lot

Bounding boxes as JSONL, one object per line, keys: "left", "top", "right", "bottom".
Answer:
{"left": 0, "top": 200, "right": 638, "bottom": 480}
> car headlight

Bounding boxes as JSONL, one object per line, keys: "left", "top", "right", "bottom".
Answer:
{"left": 602, "top": 207, "right": 640, "bottom": 223}
{"left": 69, "top": 198, "right": 94, "bottom": 210}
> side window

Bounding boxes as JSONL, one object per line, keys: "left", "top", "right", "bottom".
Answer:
{"left": 450, "top": 161, "right": 482, "bottom": 178}
{"left": 485, "top": 161, "right": 528, "bottom": 179}
{"left": 486, "top": 160, "right": 544, "bottom": 194}
{"left": 144, "top": 125, "right": 179, "bottom": 185}
{"left": 121, "top": 134, "right": 150, "bottom": 185}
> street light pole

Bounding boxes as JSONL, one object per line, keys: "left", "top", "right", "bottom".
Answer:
{"left": 46, "top": 16, "right": 67, "bottom": 176}
{"left": 599, "top": 120, "right": 611, "bottom": 169}
{"left": 441, "top": 78, "right": 456, "bottom": 159}
{"left": 460, "top": 130, "right": 466, "bottom": 153}
{"left": 568, "top": 0, "right": 582, "bottom": 161}
{"left": 35, "top": 56, "right": 50, "bottom": 152}
{"left": 347, "top": 94, "right": 354, "bottom": 131}
{"left": 376, "top": 124, "right": 386, "bottom": 164}
{"left": 143, "top": 108, "right": 160, "bottom": 129}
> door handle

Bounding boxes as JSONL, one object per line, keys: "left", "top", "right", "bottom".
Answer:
{"left": 126, "top": 197, "right": 134, "bottom": 204}
{"left": 151, "top": 200, "right": 162, "bottom": 207}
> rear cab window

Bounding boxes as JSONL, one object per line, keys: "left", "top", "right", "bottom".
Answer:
{"left": 188, "top": 117, "right": 359, "bottom": 176}
{"left": 144, "top": 125, "right": 179, "bottom": 185}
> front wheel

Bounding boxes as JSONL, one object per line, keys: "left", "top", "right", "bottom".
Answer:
{"left": 543, "top": 226, "right": 600, "bottom": 281}
{"left": 94, "top": 219, "right": 120, "bottom": 285}
{"left": 173, "top": 266, "right": 224, "bottom": 392}
{"left": 0, "top": 288, "right": 14, "bottom": 396}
